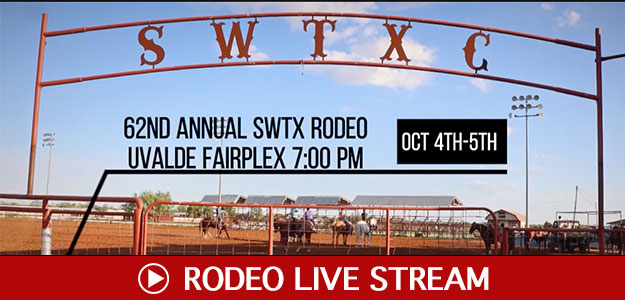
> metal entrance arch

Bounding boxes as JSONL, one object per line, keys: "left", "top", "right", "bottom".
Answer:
{"left": 25, "top": 12, "right": 610, "bottom": 252}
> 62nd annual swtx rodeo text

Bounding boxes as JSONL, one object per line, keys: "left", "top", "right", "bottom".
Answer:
{"left": 123, "top": 116, "right": 368, "bottom": 140}
{"left": 124, "top": 116, "right": 367, "bottom": 170}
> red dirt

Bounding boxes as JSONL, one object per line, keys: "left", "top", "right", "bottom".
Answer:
{"left": 2, "top": 217, "right": 487, "bottom": 255}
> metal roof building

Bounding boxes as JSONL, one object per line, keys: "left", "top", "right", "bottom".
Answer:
{"left": 351, "top": 195, "right": 463, "bottom": 207}
{"left": 295, "top": 196, "right": 351, "bottom": 206}
{"left": 200, "top": 194, "right": 246, "bottom": 203}
{"left": 240, "top": 195, "right": 295, "bottom": 205}
{"left": 486, "top": 209, "right": 526, "bottom": 228}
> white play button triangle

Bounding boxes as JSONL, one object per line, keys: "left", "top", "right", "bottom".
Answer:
{"left": 138, "top": 263, "right": 169, "bottom": 294}
{"left": 147, "top": 269, "right": 164, "bottom": 288}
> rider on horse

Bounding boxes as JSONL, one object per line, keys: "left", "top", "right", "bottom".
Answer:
{"left": 338, "top": 208, "right": 351, "bottom": 232}
{"left": 215, "top": 206, "right": 223, "bottom": 229}
{"left": 305, "top": 208, "right": 316, "bottom": 231}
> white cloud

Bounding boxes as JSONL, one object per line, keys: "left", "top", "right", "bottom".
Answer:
{"left": 533, "top": 153, "right": 552, "bottom": 159}
{"left": 382, "top": 2, "right": 436, "bottom": 11}
{"left": 470, "top": 78, "right": 491, "bottom": 93}
{"left": 507, "top": 126, "right": 515, "bottom": 137}
{"left": 220, "top": 2, "right": 378, "bottom": 30}
{"left": 224, "top": 2, "right": 378, "bottom": 13}
{"left": 557, "top": 10, "right": 581, "bottom": 27}
{"left": 308, "top": 35, "right": 435, "bottom": 90}
{"left": 197, "top": 2, "right": 436, "bottom": 90}
{"left": 324, "top": 25, "right": 359, "bottom": 46}
{"left": 541, "top": 3, "right": 554, "bottom": 10}
{"left": 530, "top": 166, "right": 544, "bottom": 172}
{"left": 470, "top": 180, "right": 517, "bottom": 196}
{"left": 304, "top": 23, "right": 436, "bottom": 90}
{"left": 248, "top": 45, "right": 269, "bottom": 61}
{"left": 340, "top": 106, "right": 354, "bottom": 113}
{"left": 212, "top": 41, "right": 268, "bottom": 62}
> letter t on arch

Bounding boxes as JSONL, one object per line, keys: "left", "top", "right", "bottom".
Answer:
{"left": 302, "top": 17, "right": 337, "bottom": 61}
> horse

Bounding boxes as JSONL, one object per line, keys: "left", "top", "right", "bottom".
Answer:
{"left": 332, "top": 219, "right": 353, "bottom": 246}
{"left": 606, "top": 228, "right": 624, "bottom": 255}
{"left": 273, "top": 216, "right": 315, "bottom": 252}
{"left": 470, "top": 222, "right": 495, "bottom": 255}
{"left": 290, "top": 218, "right": 315, "bottom": 245}
{"left": 469, "top": 222, "right": 515, "bottom": 254}
{"left": 199, "top": 216, "right": 239, "bottom": 239}
{"left": 354, "top": 220, "right": 371, "bottom": 247}
{"left": 526, "top": 230, "right": 548, "bottom": 250}
{"left": 273, "top": 216, "right": 292, "bottom": 247}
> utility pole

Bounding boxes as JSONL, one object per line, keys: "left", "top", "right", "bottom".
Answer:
{"left": 573, "top": 185, "right": 578, "bottom": 223}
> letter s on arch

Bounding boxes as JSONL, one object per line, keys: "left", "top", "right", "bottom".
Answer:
{"left": 138, "top": 25, "right": 165, "bottom": 67}
{"left": 463, "top": 31, "right": 490, "bottom": 73}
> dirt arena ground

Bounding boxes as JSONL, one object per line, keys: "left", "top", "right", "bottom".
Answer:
{"left": 145, "top": 222, "right": 487, "bottom": 255}
{"left": 1, "top": 217, "right": 581, "bottom": 255}
{"left": 1, "top": 217, "right": 136, "bottom": 255}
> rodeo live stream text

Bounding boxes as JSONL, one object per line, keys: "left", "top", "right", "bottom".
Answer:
{"left": 181, "top": 266, "right": 489, "bottom": 291}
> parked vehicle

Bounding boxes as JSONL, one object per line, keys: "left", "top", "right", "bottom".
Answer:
{"left": 546, "top": 220, "right": 590, "bottom": 253}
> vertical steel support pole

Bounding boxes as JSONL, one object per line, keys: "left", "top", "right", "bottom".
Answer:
{"left": 595, "top": 28, "right": 605, "bottom": 255}
{"left": 38, "top": 13, "right": 50, "bottom": 253}
{"left": 41, "top": 205, "right": 51, "bottom": 255}
{"left": 33, "top": 14, "right": 50, "bottom": 254}
{"left": 268, "top": 206, "right": 274, "bottom": 255}
{"left": 385, "top": 208, "right": 390, "bottom": 255}
{"left": 492, "top": 214, "right": 498, "bottom": 254}
{"left": 502, "top": 228, "right": 509, "bottom": 255}
{"left": 28, "top": 13, "right": 48, "bottom": 195}
{"left": 45, "top": 144, "right": 53, "bottom": 195}
{"left": 141, "top": 206, "right": 148, "bottom": 255}
{"left": 525, "top": 99, "right": 530, "bottom": 230}
{"left": 133, "top": 207, "right": 142, "bottom": 255}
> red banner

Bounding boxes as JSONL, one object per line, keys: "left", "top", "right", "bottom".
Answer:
{"left": 2, "top": 256, "right": 620, "bottom": 298}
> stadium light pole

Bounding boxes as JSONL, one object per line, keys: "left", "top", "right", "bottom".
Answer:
{"left": 42, "top": 133, "right": 55, "bottom": 195}
{"left": 218, "top": 134, "right": 223, "bottom": 204}
{"left": 41, "top": 132, "right": 54, "bottom": 255}
{"left": 217, "top": 120, "right": 225, "bottom": 204}
{"left": 510, "top": 95, "right": 543, "bottom": 232}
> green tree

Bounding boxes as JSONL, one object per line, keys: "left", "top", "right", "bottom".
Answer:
{"left": 177, "top": 205, "right": 188, "bottom": 214}
{"left": 121, "top": 202, "right": 135, "bottom": 213}
{"left": 223, "top": 206, "right": 235, "bottom": 217}
{"left": 121, "top": 190, "right": 173, "bottom": 216}
{"left": 94, "top": 204, "right": 113, "bottom": 212}
{"left": 250, "top": 207, "right": 264, "bottom": 221}
{"left": 57, "top": 202, "right": 79, "bottom": 208}
{"left": 186, "top": 205, "right": 213, "bottom": 220}
{"left": 186, "top": 205, "right": 201, "bottom": 218}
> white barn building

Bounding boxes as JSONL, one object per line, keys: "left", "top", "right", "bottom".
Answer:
{"left": 486, "top": 209, "right": 526, "bottom": 228}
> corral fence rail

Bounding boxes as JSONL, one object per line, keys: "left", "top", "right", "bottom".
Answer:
{"left": 0, "top": 193, "right": 142, "bottom": 255}
{"left": 141, "top": 201, "right": 499, "bottom": 255}
{"left": 502, "top": 227, "right": 625, "bottom": 255}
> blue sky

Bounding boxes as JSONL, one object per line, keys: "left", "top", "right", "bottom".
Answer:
{"left": 1, "top": 2, "right": 624, "bottom": 225}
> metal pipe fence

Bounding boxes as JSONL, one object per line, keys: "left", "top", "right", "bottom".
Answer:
{"left": 502, "top": 227, "right": 625, "bottom": 255}
{"left": 141, "top": 201, "right": 499, "bottom": 255}
{"left": 0, "top": 194, "right": 142, "bottom": 255}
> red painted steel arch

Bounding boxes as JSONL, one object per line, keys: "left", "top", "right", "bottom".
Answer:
{"left": 25, "top": 12, "right": 607, "bottom": 253}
